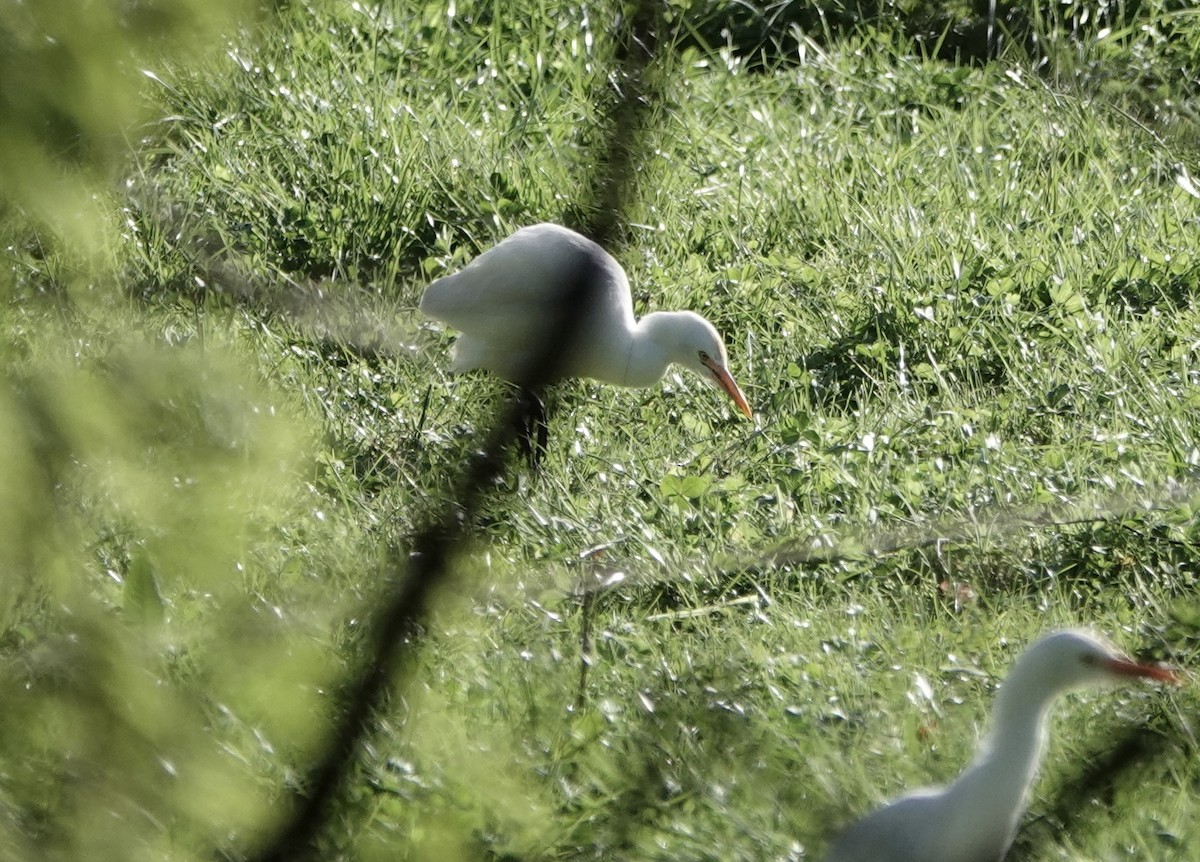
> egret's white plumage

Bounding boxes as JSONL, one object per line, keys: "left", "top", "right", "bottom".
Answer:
{"left": 420, "top": 223, "right": 752, "bottom": 417}
{"left": 824, "top": 629, "right": 1178, "bottom": 862}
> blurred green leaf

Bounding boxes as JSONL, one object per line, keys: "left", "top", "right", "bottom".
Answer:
{"left": 123, "top": 549, "right": 164, "bottom": 624}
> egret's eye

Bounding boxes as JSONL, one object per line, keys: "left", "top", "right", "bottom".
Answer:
{"left": 698, "top": 350, "right": 710, "bottom": 363}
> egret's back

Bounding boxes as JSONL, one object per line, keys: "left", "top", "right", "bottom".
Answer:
{"left": 420, "top": 224, "right": 636, "bottom": 381}
{"left": 824, "top": 793, "right": 935, "bottom": 862}
{"left": 825, "top": 788, "right": 1011, "bottom": 862}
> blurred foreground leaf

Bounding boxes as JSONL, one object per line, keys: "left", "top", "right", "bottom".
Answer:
{"left": 0, "top": 323, "right": 331, "bottom": 861}
{"left": 0, "top": 0, "right": 265, "bottom": 277}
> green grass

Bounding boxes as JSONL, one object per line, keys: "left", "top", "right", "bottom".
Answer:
{"left": 3, "top": 0, "right": 1200, "bottom": 860}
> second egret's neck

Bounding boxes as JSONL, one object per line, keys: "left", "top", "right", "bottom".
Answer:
{"left": 948, "top": 666, "right": 1057, "bottom": 833}
{"left": 619, "top": 312, "right": 686, "bottom": 388}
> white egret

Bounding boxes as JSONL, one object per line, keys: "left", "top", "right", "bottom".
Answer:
{"left": 420, "top": 223, "right": 753, "bottom": 419}
{"left": 823, "top": 629, "right": 1179, "bottom": 862}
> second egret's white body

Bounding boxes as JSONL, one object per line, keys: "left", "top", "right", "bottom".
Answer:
{"left": 823, "top": 629, "right": 1177, "bottom": 862}
{"left": 420, "top": 223, "right": 751, "bottom": 417}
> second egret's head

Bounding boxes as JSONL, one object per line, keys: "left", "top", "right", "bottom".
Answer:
{"left": 1016, "top": 629, "right": 1178, "bottom": 694}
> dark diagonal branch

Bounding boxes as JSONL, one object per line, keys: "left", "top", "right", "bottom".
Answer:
{"left": 241, "top": 2, "right": 669, "bottom": 860}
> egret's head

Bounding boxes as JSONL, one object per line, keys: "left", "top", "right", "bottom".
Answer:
{"left": 1018, "top": 629, "right": 1178, "bottom": 693}
{"left": 671, "top": 312, "right": 752, "bottom": 418}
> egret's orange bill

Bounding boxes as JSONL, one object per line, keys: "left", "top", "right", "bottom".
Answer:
{"left": 1104, "top": 656, "right": 1180, "bottom": 685}
{"left": 702, "top": 358, "right": 752, "bottom": 419}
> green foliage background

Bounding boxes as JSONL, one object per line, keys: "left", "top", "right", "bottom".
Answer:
{"left": 2, "top": 0, "right": 1199, "bottom": 860}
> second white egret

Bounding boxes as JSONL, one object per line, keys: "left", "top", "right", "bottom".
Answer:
{"left": 823, "top": 629, "right": 1178, "bottom": 862}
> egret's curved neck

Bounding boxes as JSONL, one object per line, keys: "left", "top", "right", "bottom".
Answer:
{"left": 619, "top": 312, "right": 679, "bottom": 388}
{"left": 949, "top": 669, "right": 1055, "bottom": 828}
